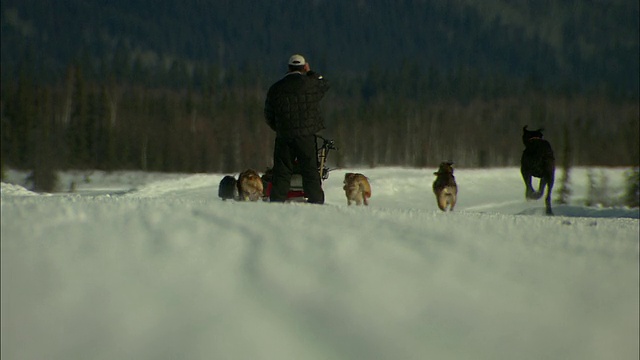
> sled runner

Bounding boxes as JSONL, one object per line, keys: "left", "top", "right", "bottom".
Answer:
{"left": 218, "top": 135, "right": 337, "bottom": 202}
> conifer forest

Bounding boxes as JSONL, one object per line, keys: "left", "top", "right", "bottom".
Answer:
{"left": 2, "top": 0, "right": 638, "bottom": 177}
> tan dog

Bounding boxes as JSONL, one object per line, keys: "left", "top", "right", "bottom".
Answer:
{"left": 432, "top": 162, "right": 457, "bottom": 211}
{"left": 343, "top": 173, "right": 372, "bottom": 206}
{"left": 237, "top": 169, "right": 264, "bottom": 201}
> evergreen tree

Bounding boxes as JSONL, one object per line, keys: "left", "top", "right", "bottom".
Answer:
{"left": 623, "top": 168, "right": 639, "bottom": 208}
{"left": 1, "top": 154, "right": 6, "bottom": 181}
{"left": 585, "top": 169, "right": 596, "bottom": 207}
{"left": 29, "top": 86, "right": 59, "bottom": 192}
{"left": 586, "top": 169, "right": 612, "bottom": 207}
{"left": 555, "top": 124, "right": 572, "bottom": 204}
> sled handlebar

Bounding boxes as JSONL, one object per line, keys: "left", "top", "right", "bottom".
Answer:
{"left": 316, "top": 135, "right": 337, "bottom": 151}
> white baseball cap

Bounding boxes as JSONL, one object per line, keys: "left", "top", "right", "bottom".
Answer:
{"left": 288, "top": 54, "right": 306, "bottom": 66}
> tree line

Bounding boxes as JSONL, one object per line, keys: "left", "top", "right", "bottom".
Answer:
{"left": 2, "top": 56, "right": 638, "bottom": 192}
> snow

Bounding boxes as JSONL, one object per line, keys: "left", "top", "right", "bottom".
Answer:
{"left": 1, "top": 167, "right": 638, "bottom": 360}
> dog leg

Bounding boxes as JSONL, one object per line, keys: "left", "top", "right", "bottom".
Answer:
{"left": 449, "top": 194, "right": 456, "bottom": 211}
{"left": 437, "top": 194, "right": 447, "bottom": 211}
{"left": 446, "top": 195, "right": 454, "bottom": 211}
{"left": 545, "top": 192, "right": 553, "bottom": 215}
{"left": 522, "top": 173, "right": 536, "bottom": 199}
{"left": 533, "top": 178, "right": 547, "bottom": 200}
{"left": 544, "top": 176, "right": 554, "bottom": 215}
{"left": 524, "top": 175, "right": 543, "bottom": 200}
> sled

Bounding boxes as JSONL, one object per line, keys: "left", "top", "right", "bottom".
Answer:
{"left": 218, "top": 135, "right": 337, "bottom": 202}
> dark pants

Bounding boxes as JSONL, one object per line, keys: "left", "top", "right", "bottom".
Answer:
{"left": 270, "top": 135, "right": 324, "bottom": 204}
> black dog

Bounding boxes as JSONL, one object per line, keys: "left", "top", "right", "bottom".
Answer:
{"left": 218, "top": 175, "right": 238, "bottom": 200}
{"left": 521, "top": 125, "right": 555, "bottom": 215}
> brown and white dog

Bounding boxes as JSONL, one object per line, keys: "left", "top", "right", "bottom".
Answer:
{"left": 237, "top": 169, "right": 264, "bottom": 201}
{"left": 343, "top": 173, "right": 372, "bottom": 206}
{"left": 432, "top": 162, "right": 457, "bottom": 212}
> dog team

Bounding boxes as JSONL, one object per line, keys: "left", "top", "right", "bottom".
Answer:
{"left": 231, "top": 163, "right": 455, "bottom": 211}
{"left": 231, "top": 125, "right": 554, "bottom": 214}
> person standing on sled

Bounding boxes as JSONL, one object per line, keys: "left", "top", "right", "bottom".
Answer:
{"left": 264, "top": 54, "right": 330, "bottom": 204}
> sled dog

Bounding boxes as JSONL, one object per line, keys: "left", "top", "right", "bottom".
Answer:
{"left": 218, "top": 175, "right": 238, "bottom": 200}
{"left": 343, "top": 173, "right": 372, "bottom": 206}
{"left": 432, "top": 161, "right": 457, "bottom": 212}
{"left": 237, "top": 169, "right": 264, "bottom": 201}
{"left": 520, "top": 125, "right": 555, "bottom": 215}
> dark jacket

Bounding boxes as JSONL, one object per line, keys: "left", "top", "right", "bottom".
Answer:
{"left": 264, "top": 71, "right": 330, "bottom": 138}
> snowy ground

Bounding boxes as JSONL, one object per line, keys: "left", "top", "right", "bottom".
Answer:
{"left": 1, "top": 167, "right": 638, "bottom": 360}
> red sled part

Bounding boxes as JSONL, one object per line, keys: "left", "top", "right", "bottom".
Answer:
{"left": 264, "top": 182, "right": 306, "bottom": 200}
